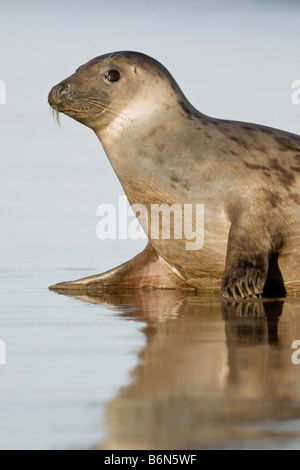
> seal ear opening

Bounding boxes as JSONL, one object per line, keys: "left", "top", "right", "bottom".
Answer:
{"left": 263, "top": 254, "right": 286, "bottom": 298}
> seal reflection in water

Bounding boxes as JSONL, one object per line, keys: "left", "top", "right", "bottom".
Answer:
{"left": 67, "top": 292, "right": 300, "bottom": 449}
{"left": 48, "top": 51, "right": 300, "bottom": 300}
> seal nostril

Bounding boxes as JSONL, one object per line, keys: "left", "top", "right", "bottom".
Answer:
{"left": 48, "top": 82, "right": 71, "bottom": 108}
{"left": 58, "top": 83, "right": 70, "bottom": 98}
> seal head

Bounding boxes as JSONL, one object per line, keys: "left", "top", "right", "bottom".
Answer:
{"left": 48, "top": 51, "right": 199, "bottom": 133}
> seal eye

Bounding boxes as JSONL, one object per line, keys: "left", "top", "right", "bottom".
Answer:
{"left": 105, "top": 70, "right": 121, "bottom": 82}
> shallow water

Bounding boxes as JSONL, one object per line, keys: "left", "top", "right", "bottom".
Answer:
{"left": 1, "top": 269, "right": 300, "bottom": 450}
{"left": 0, "top": 270, "right": 145, "bottom": 450}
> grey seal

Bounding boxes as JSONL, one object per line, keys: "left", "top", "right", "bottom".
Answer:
{"left": 48, "top": 51, "right": 300, "bottom": 299}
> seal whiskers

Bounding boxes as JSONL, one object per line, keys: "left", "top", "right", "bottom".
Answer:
{"left": 51, "top": 108, "right": 62, "bottom": 127}
{"left": 85, "top": 98, "right": 131, "bottom": 125}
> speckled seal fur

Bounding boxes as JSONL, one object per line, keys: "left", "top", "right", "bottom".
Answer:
{"left": 48, "top": 51, "right": 300, "bottom": 300}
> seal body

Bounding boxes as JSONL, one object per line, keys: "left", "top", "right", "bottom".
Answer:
{"left": 48, "top": 51, "right": 300, "bottom": 299}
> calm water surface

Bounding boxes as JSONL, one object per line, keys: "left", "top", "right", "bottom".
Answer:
{"left": 1, "top": 269, "right": 300, "bottom": 450}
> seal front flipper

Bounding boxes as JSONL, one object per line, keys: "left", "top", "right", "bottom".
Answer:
{"left": 221, "top": 217, "right": 270, "bottom": 300}
{"left": 49, "top": 244, "right": 193, "bottom": 294}
{"left": 221, "top": 254, "right": 269, "bottom": 300}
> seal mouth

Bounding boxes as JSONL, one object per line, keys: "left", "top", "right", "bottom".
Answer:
{"left": 48, "top": 85, "right": 116, "bottom": 129}
{"left": 48, "top": 100, "right": 64, "bottom": 113}
{"left": 48, "top": 84, "right": 70, "bottom": 111}
{"left": 48, "top": 87, "right": 63, "bottom": 125}
{"left": 48, "top": 82, "right": 82, "bottom": 114}
{"left": 48, "top": 72, "right": 128, "bottom": 131}
{"left": 48, "top": 85, "right": 89, "bottom": 123}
